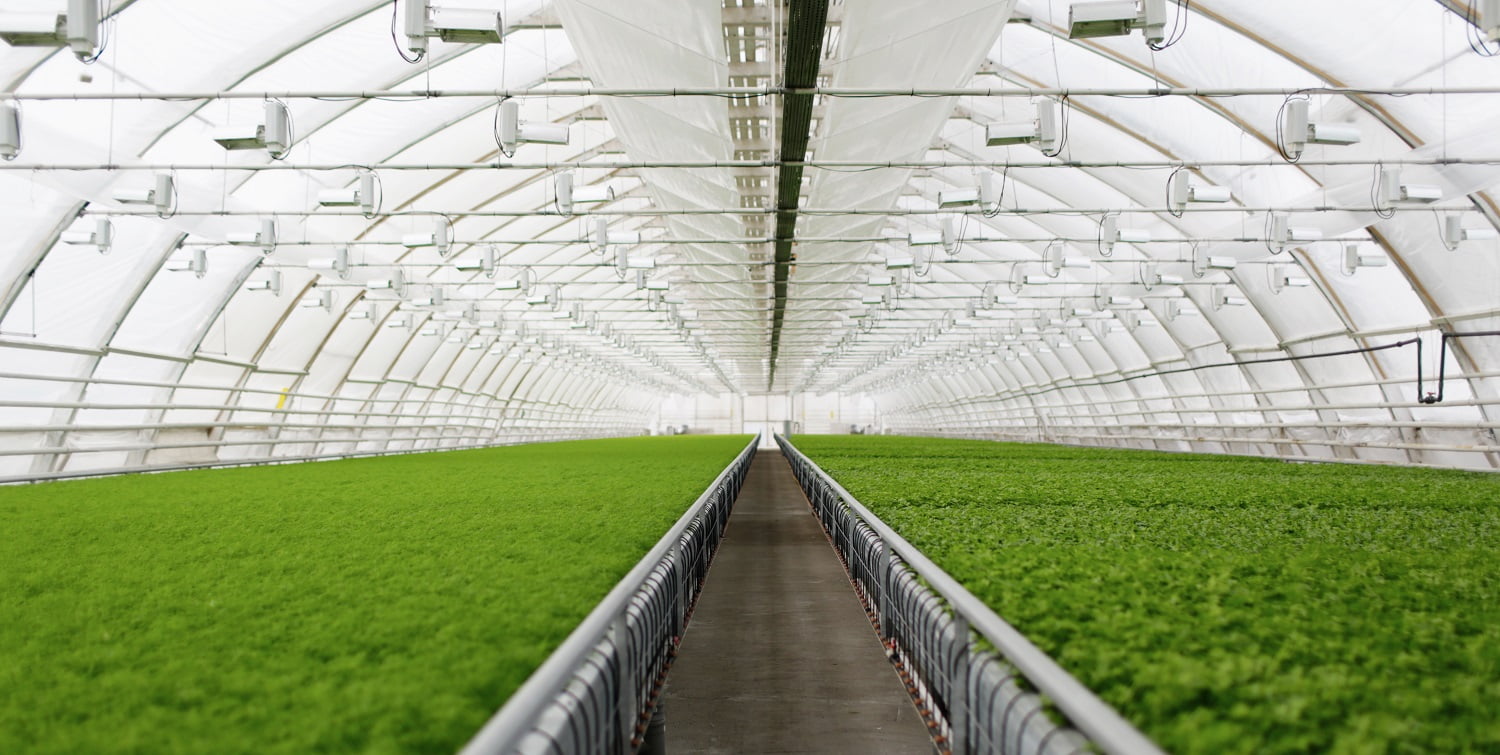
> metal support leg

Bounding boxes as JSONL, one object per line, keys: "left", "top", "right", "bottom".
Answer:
{"left": 611, "top": 617, "right": 633, "bottom": 755}
{"left": 951, "top": 613, "right": 970, "bottom": 755}
{"left": 640, "top": 701, "right": 666, "bottom": 755}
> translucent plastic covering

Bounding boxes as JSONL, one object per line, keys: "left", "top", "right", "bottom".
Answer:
{"left": 1, "top": 0, "right": 1498, "bottom": 477}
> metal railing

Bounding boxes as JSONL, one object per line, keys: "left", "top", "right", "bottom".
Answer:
{"left": 777, "top": 435, "right": 1163, "bottom": 755}
{"left": 459, "top": 437, "right": 757, "bottom": 755}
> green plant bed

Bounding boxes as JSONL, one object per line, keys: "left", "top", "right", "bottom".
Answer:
{"left": 0, "top": 435, "right": 751, "bottom": 754}
{"left": 790, "top": 435, "right": 1500, "bottom": 754}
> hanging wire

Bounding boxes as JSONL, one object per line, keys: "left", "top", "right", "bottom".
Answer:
{"left": 1370, "top": 162, "right": 1396, "bottom": 220}
{"left": 1040, "top": 96, "right": 1070, "bottom": 159}
{"left": 1165, "top": 166, "right": 1187, "bottom": 218}
{"left": 1273, "top": 92, "right": 1309, "bottom": 163}
{"left": 76, "top": 0, "right": 112, "bottom": 65}
{"left": 1147, "top": 0, "right": 1191, "bottom": 51}
{"left": 492, "top": 97, "right": 516, "bottom": 158}
{"left": 391, "top": 0, "right": 425, "bottom": 64}
{"left": 1463, "top": 1, "right": 1500, "bottom": 56}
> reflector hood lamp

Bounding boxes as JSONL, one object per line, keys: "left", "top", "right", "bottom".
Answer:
{"left": 113, "top": 173, "right": 175, "bottom": 218}
{"left": 497, "top": 99, "right": 568, "bottom": 154}
{"left": 226, "top": 219, "right": 278, "bottom": 255}
{"left": 403, "top": 0, "right": 502, "bottom": 57}
{"left": 61, "top": 218, "right": 113, "bottom": 254}
{"left": 0, "top": 101, "right": 19, "bottom": 160}
{"left": 211, "top": 101, "right": 292, "bottom": 158}
{"left": 1067, "top": 0, "right": 1166, "bottom": 45}
{"left": 0, "top": 0, "right": 100, "bottom": 61}
{"left": 317, "top": 171, "right": 377, "bottom": 218}
{"left": 1281, "top": 98, "right": 1361, "bottom": 161}
{"left": 308, "top": 247, "right": 351, "bottom": 280}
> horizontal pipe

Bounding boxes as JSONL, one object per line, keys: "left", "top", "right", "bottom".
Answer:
{"left": 11, "top": 158, "right": 1499, "bottom": 171}
{"left": 8, "top": 85, "right": 1500, "bottom": 101}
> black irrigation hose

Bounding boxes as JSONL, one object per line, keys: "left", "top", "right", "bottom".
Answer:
{"left": 1008, "top": 336, "right": 1420, "bottom": 402}
{"left": 1417, "top": 331, "right": 1500, "bottom": 404}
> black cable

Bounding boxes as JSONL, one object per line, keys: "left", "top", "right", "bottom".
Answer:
{"left": 1165, "top": 166, "right": 1186, "bottom": 218}
{"left": 1147, "top": 0, "right": 1190, "bottom": 51}
{"left": 1463, "top": 2, "right": 1500, "bottom": 57}
{"left": 1010, "top": 337, "right": 1418, "bottom": 402}
{"left": 1273, "top": 94, "right": 1308, "bottom": 163}
{"left": 391, "top": 0, "right": 425, "bottom": 64}
{"left": 1371, "top": 163, "right": 1395, "bottom": 220}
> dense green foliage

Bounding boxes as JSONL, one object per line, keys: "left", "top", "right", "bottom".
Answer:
{"left": 0, "top": 435, "right": 750, "bottom": 754}
{"left": 791, "top": 435, "right": 1500, "bottom": 754}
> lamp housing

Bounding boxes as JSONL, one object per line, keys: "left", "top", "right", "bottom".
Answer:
{"left": 404, "top": 0, "right": 502, "bottom": 55}
{"left": 0, "top": 0, "right": 98, "bottom": 60}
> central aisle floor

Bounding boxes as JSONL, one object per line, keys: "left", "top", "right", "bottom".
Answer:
{"left": 663, "top": 453, "right": 934, "bottom": 754}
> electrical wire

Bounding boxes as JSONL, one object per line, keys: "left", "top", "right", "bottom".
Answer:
{"left": 391, "top": 0, "right": 425, "bottom": 64}
{"left": 1463, "top": 2, "right": 1500, "bottom": 56}
{"left": 1165, "top": 166, "right": 1187, "bottom": 218}
{"left": 1371, "top": 162, "right": 1396, "bottom": 220}
{"left": 1147, "top": 0, "right": 1190, "bottom": 52}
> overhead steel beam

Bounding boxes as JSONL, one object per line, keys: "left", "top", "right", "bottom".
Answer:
{"left": 769, "top": 0, "right": 830, "bottom": 390}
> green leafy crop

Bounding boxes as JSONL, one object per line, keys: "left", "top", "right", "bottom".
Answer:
{"left": 0, "top": 435, "right": 750, "bottom": 754}
{"left": 791, "top": 435, "right": 1500, "bottom": 754}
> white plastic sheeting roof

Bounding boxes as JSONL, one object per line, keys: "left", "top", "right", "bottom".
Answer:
{"left": 0, "top": 0, "right": 1498, "bottom": 477}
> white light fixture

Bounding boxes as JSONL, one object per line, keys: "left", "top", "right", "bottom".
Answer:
{"left": 555, "top": 172, "right": 614, "bottom": 215}
{"left": 908, "top": 230, "right": 942, "bottom": 246}
{"left": 1270, "top": 264, "right": 1312, "bottom": 294}
{"left": 1192, "top": 253, "right": 1237, "bottom": 276}
{"left": 1067, "top": 0, "right": 1166, "bottom": 45}
{"left": 1212, "top": 285, "right": 1247, "bottom": 309}
{"left": 300, "top": 289, "right": 335, "bottom": 312}
{"left": 403, "top": 0, "right": 503, "bottom": 56}
{"left": 1098, "top": 215, "right": 1149, "bottom": 256}
{"left": 1481, "top": 0, "right": 1500, "bottom": 41}
{"left": 113, "top": 173, "right": 175, "bottom": 218}
{"left": 868, "top": 274, "right": 894, "bottom": 287}
{"left": 1269, "top": 212, "right": 1323, "bottom": 250}
{"left": 317, "top": 172, "right": 377, "bottom": 218}
{"left": 400, "top": 216, "right": 454, "bottom": 256}
{"left": 308, "top": 246, "right": 351, "bottom": 280}
{"left": 227, "top": 219, "right": 278, "bottom": 255}
{"left": 386, "top": 316, "right": 414, "bottom": 330}
{"left": 1377, "top": 166, "right": 1443, "bottom": 209}
{"left": 496, "top": 99, "right": 568, "bottom": 153}
{"left": 937, "top": 174, "right": 1001, "bottom": 210}
{"left": 645, "top": 280, "right": 670, "bottom": 291}
{"left": 0, "top": 0, "right": 99, "bottom": 60}
{"left": 495, "top": 267, "right": 534, "bottom": 293}
{"left": 166, "top": 247, "right": 208, "bottom": 279}
{"left": 1442, "top": 215, "right": 1500, "bottom": 249}
{"left": 591, "top": 216, "right": 642, "bottom": 251}
{"left": 211, "top": 101, "right": 292, "bottom": 158}
{"left": 0, "top": 101, "right": 19, "bottom": 161}
{"left": 1043, "top": 243, "right": 1091, "bottom": 277}
{"left": 349, "top": 302, "right": 379, "bottom": 321}
{"left": 1342, "top": 244, "right": 1387, "bottom": 275}
{"left": 456, "top": 245, "right": 498, "bottom": 277}
{"left": 1281, "top": 99, "right": 1362, "bottom": 160}
{"left": 1164, "top": 299, "right": 1198, "bottom": 321}
{"left": 245, "top": 270, "right": 282, "bottom": 296}
{"left": 885, "top": 253, "right": 915, "bottom": 269}
{"left": 1168, "top": 172, "right": 1231, "bottom": 212}
{"left": 61, "top": 218, "right": 113, "bottom": 254}
{"left": 409, "top": 287, "right": 445, "bottom": 308}
{"left": 366, "top": 269, "right": 409, "bottom": 298}
{"left": 984, "top": 99, "right": 1060, "bottom": 154}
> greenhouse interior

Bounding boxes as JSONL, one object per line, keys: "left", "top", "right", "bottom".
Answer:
{"left": 1, "top": 0, "right": 1498, "bottom": 753}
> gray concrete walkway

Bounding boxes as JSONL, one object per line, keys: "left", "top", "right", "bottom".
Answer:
{"left": 663, "top": 453, "right": 934, "bottom": 754}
